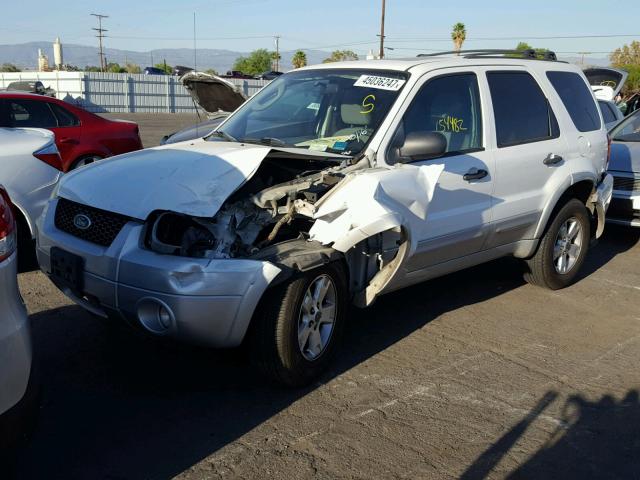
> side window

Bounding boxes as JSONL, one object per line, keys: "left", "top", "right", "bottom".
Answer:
{"left": 487, "top": 71, "right": 559, "bottom": 148}
{"left": 547, "top": 71, "right": 601, "bottom": 132}
{"left": 49, "top": 103, "right": 80, "bottom": 127}
{"left": 7, "top": 99, "right": 57, "bottom": 128}
{"left": 598, "top": 101, "right": 616, "bottom": 124}
{"left": 388, "top": 73, "right": 483, "bottom": 162}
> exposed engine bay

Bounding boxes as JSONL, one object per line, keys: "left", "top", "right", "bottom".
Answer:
{"left": 146, "top": 153, "right": 367, "bottom": 260}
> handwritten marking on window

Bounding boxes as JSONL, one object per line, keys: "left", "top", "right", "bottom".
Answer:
{"left": 437, "top": 115, "right": 467, "bottom": 133}
{"left": 361, "top": 94, "right": 376, "bottom": 114}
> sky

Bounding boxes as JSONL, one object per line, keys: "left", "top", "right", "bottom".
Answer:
{"left": 2, "top": 0, "right": 639, "bottom": 59}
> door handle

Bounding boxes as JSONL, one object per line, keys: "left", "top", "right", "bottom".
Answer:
{"left": 543, "top": 153, "right": 563, "bottom": 166}
{"left": 59, "top": 138, "right": 78, "bottom": 145}
{"left": 463, "top": 168, "right": 488, "bottom": 182}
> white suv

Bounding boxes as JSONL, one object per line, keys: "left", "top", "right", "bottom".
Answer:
{"left": 37, "top": 50, "right": 613, "bottom": 385}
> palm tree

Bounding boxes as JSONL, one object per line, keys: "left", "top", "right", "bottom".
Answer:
{"left": 292, "top": 50, "right": 307, "bottom": 69}
{"left": 451, "top": 23, "right": 467, "bottom": 54}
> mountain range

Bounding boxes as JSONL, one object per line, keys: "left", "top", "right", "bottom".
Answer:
{"left": 0, "top": 41, "right": 334, "bottom": 72}
{"left": 0, "top": 41, "right": 610, "bottom": 72}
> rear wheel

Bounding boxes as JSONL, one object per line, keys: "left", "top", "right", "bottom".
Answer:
{"left": 71, "top": 155, "right": 103, "bottom": 170}
{"left": 524, "top": 198, "right": 591, "bottom": 290}
{"left": 251, "top": 263, "right": 347, "bottom": 387}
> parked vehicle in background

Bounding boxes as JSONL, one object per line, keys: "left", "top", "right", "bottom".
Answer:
{"left": 161, "top": 72, "right": 246, "bottom": 145}
{"left": 38, "top": 50, "right": 612, "bottom": 386}
{"left": 0, "top": 92, "right": 143, "bottom": 171}
{"left": 223, "top": 70, "right": 254, "bottom": 79}
{"left": 143, "top": 66, "right": 167, "bottom": 75}
{"left": 598, "top": 99, "right": 625, "bottom": 130}
{"left": 0, "top": 186, "right": 37, "bottom": 464}
{"left": 173, "top": 65, "right": 194, "bottom": 77}
{"left": 5, "top": 80, "right": 56, "bottom": 97}
{"left": 0, "top": 128, "right": 62, "bottom": 254}
{"left": 254, "top": 71, "right": 283, "bottom": 80}
{"left": 606, "top": 108, "right": 640, "bottom": 227}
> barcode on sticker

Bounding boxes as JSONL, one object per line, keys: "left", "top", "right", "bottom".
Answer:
{"left": 354, "top": 75, "right": 406, "bottom": 91}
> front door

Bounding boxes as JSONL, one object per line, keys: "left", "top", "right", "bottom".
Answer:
{"left": 384, "top": 71, "right": 495, "bottom": 272}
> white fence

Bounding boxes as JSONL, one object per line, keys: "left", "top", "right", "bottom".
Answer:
{"left": 0, "top": 71, "right": 269, "bottom": 113}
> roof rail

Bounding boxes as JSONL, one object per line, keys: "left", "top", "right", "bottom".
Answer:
{"left": 417, "top": 49, "right": 558, "bottom": 61}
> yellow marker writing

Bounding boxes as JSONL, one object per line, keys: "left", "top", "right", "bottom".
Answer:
{"left": 361, "top": 94, "right": 375, "bottom": 114}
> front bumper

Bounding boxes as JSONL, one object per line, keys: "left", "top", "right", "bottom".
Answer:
{"left": 606, "top": 172, "right": 640, "bottom": 227}
{"left": 37, "top": 198, "right": 282, "bottom": 347}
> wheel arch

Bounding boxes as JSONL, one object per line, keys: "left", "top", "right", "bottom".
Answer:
{"left": 534, "top": 177, "right": 596, "bottom": 240}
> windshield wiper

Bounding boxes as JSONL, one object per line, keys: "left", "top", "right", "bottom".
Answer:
{"left": 240, "top": 137, "right": 289, "bottom": 147}
{"left": 208, "top": 130, "right": 237, "bottom": 142}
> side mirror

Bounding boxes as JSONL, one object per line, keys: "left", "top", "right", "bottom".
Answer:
{"left": 398, "top": 131, "right": 447, "bottom": 162}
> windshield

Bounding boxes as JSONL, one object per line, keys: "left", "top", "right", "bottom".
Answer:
{"left": 611, "top": 109, "right": 640, "bottom": 142}
{"left": 213, "top": 69, "right": 409, "bottom": 155}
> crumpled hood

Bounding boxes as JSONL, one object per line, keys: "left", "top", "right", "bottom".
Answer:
{"left": 58, "top": 139, "right": 272, "bottom": 220}
{"left": 181, "top": 71, "right": 246, "bottom": 114}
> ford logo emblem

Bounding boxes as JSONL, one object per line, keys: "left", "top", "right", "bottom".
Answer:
{"left": 73, "top": 214, "right": 92, "bottom": 230}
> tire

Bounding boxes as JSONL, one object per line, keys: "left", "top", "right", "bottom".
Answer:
{"left": 524, "top": 198, "right": 591, "bottom": 290}
{"left": 71, "top": 155, "right": 102, "bottom": 170}
{"left": 250, "top": 263, "right": 348, "bottom": 387}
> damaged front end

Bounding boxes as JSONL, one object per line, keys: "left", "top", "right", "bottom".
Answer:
{"left": 144, "top": 153, "right": 363, "bottom": 261}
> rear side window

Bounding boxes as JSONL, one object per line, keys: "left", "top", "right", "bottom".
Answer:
{"left": 487, "top": 71, "right": 559, "bottom": 148}
{"left": 4, "top": 98, "right": 57, "bottom": 128}
{"left": 49, "top": 102, "right": 80, "bottom": 127}
{"left": 598, "top": 101, "right": 616, "bottom": 124}
{"left": 547, "top": 71, "right": 601, "bottom": 132}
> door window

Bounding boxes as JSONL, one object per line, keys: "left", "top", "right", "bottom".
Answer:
{"left": 547, "top": 71, "right": 601, "bottom": 132}
{"left": 487, "top": 71, "right": 560, "bottom": 147}
{"left": 5, "top": 98, "right": 57, "bottom": 128}
{"left": 388, "top": 73, "right": 483, "bottom": 163}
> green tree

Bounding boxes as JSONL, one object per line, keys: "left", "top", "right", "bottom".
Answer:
{"left": 292, "top": 50, "right": 307, "bottom": 69}
{"left": 509, "top": 42, "right": 550, "bottom": 58}
{"left": 125, "top": 62, "right": 142, "bottom": 74}
{"left": 84, "top": 65, "right": 102, "bottom": 72}
{"left": 233, "top": 49, "right": 273, "bottom": 75}
{"left": 322, "top": 50, "right": 359, "bottom": 63}
{"left": 106, "top": 62, "right": 126, "bottom": 73}
{"left": 204, "top": 68, "right": 218, "bottom": 76}
{"left": 451, "top": 23, "right": 467, "bottom": 53}
{"left": 605, "top": 42, "right": 640, "bottom": 95}
{"left": 0, "top": 63, "right": 20, "bottom": 72}
{"left": 154, "top": 62, "right": 173, "bottom": 74}
{"left": 610, "top": 41, "right": 640, "bottom": 66}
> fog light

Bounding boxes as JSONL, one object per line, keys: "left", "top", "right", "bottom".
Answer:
{"left": 136, "top": 298, "right": 175, "bottom": 334}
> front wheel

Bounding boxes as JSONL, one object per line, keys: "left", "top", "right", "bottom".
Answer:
{"left": 524, "top": 198, "right": 591, "bottom": 290}
{"left": 251, "top": 263, "right": 348, "bottom": 387}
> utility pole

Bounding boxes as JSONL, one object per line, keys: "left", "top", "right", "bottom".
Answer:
{"left": 91, "top": 13, "right": 109, "bottom": 72}
{"left": 378, "top": 0, "right": 386, "bottom": 59}
{"left": 193, "top": 12, "right": 197, "bottom": 72}
{"left": 274, "top": 35, "right": 281, "bottom": 72}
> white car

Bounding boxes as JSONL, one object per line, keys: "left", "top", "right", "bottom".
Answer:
{"left": 585, "top": 67, "right": 627, "bottom": 130}
{"left": 0, "top": 186, "right": 36, "bottom": 458}
{"left": 37, "top": 50, "right": 612, "bottom": 385}
{"left": 0, "top": 128, "right": 62, "bottom": 256}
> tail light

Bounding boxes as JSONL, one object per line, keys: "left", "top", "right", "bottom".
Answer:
{"left": 34, "top": 141, "right": 64, "bottom": 171}
{"left": 0, "top": 187, "right": 17, "bottom": 262}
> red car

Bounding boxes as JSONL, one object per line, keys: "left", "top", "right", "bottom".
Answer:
{"left": 0, "top": 92, "right": 143, "bottom": 172}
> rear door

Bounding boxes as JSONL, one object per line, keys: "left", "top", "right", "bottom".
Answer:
{"left": 483, "top": 68, "right": 570, "bottom": 249}
{"left": 46, "top": 101, "right": 83, "bottom": 162}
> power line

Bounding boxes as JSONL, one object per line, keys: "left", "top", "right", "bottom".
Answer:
{"left": 90, "top": 13, "right": 108, "bottom": 71}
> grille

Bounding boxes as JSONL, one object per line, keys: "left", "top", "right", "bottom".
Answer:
{"left": 613, "top": 176, "right": 640, "bottom": 192}
{"left": 54, "top": 198, "right": 130, "bottom": 247}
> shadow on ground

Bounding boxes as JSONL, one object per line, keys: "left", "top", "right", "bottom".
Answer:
{"left": 461, "top": 389, "right": 640, "bottom": 480}
{"left": 12, "top": 227, "right": 639, "bottom": 479}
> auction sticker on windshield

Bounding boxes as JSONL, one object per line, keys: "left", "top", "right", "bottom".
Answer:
{"left": 354, "top": 75, "right": 406, "bottom": 91}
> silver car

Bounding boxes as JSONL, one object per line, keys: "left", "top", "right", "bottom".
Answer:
{"left": 0, "top": 186, "right": 36, "bottom": 459}
{"left": 607, "top": 109, "right": 640, "bottom": 226}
